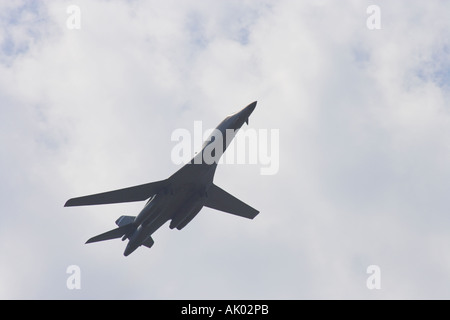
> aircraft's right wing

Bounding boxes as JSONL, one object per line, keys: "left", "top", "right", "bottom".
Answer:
{"left": 65, "top": 179, "right": 168, "bottom": 207}
{"left": 204, "top": 184, "right": 259, "bottom": 219}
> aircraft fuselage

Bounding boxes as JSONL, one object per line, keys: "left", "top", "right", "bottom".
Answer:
{"left": 121, "top": 102, "right": 257, "bottom": 256}
{"left": 65, "top": 101, "right": 258, "bottom": 256}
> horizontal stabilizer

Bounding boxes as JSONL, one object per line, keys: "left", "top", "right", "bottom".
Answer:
{"left": 86, "top": 224, "right": 134, "bottom": 244}
{"left": 65, "top": 179, "right": 168, "bottom": 207}
{"left": 205, "top": 184, "right": 259, "bottom": 219}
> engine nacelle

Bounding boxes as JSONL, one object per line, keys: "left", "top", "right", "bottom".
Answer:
{"left": 135, "top": 194, "right": 170, "bottom": 227}
{"left": 142, "top": 236, "right": 154, "bottom": 249}
{"left": 169, "top": 201, "right": 204, "bottom": 230}
{"left": 175, "top": 210, "right": 200, "bottom": 230}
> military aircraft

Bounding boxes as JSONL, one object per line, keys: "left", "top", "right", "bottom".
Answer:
{"left": 65, "top": 101, "right": 259, "bottom": 256}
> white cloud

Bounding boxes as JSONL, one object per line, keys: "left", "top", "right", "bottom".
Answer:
{"left": 1, "top": 0, "right": 450, "bottom": 299}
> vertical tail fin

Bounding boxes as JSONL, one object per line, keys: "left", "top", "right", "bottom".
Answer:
{"left": 115, "top": 215, "right": 136, "bottom": 227}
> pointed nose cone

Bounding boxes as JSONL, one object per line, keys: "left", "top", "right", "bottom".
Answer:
{"left": 245, "top": 101, "right": 257, "bottom": 115}
{"left": 238, "top": 101, "right": 257, "bottom": 123}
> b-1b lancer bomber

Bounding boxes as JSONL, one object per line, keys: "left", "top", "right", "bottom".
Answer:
{"left": 64, "top": 102, "right": 259, "bottom": 256}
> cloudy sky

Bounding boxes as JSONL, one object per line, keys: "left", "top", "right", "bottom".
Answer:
{"left": 1, "top": 0, "right": 450, "bottom": 299}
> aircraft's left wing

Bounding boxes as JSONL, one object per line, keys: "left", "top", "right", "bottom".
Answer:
{"left": 65, "top": 179, "right": 168, "bottom": 207}
{"left": 204, "top": 184, "right": 259, "bottom": 219}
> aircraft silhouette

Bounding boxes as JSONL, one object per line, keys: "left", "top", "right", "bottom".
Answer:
{"left": 65, "top": 102, "right": 259, "bottom": 256}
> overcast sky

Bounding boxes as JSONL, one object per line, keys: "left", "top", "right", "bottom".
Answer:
{"left": 1, "top": 0, "right": 450, "bottom": 299}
